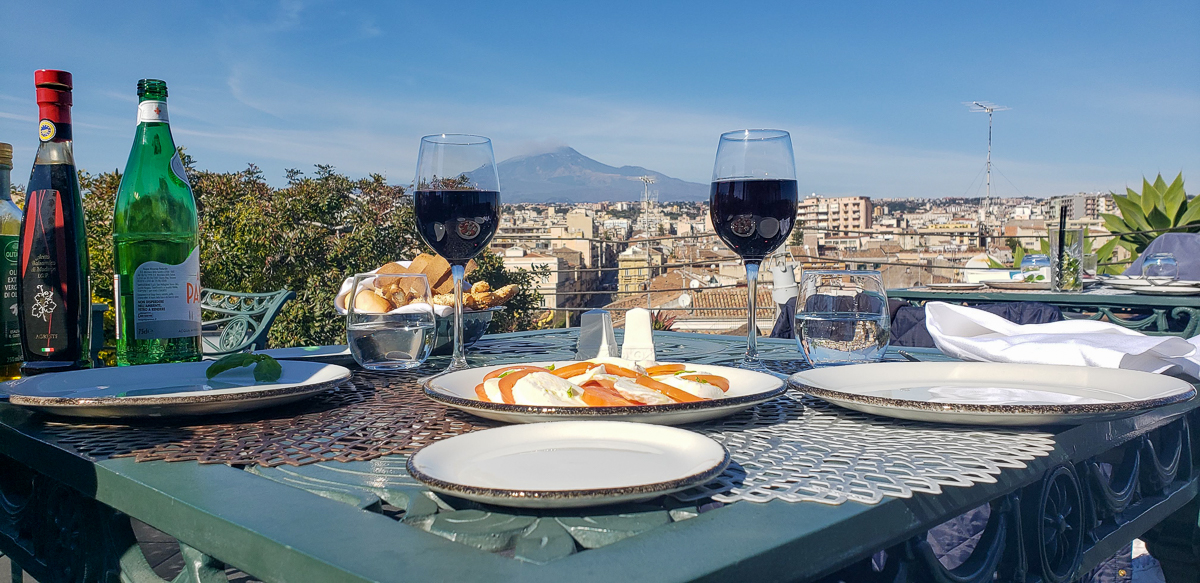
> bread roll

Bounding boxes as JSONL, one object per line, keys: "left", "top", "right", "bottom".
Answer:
{"left": 352, "top": 289, "right": 392, "bottom": 313}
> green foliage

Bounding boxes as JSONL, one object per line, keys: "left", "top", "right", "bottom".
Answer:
{"left": 1101, "top": 173, "right": 1191, "bottom": 254}
{"left": 651, "top": 310, "right": 676, "bottom": 331}
{"left": 79, "top": 152, "right": 547, "bottom": 351}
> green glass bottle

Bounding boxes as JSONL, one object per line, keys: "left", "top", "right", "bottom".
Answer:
{"left": 0, "top": 143, "right": 22, "bottom": 379}
{"left": 113, "top": 79, "right": 201, "bottom": 366}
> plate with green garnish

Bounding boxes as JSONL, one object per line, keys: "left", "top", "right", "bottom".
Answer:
{"left": 0, "top": 355, "right": 350, "bottom": 418}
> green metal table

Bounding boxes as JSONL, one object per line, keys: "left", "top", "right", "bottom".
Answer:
{"left": 0, "top": 331, "right": 1197, "bottom": 583}
{"left": 889, "top": 287, "right": 1200, "bottom": 336}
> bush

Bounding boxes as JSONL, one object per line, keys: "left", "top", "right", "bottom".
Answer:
{"left": 78, "top": 153, "right": 544, "bottom": 353}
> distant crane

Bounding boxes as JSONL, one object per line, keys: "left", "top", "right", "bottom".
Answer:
{"left": 964, "top": 101, "right": 1010, "bottom": 248}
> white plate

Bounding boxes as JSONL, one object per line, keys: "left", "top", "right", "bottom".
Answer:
{"left": 983, "top": 280, "right": 1052, "bottom": 291}
{"left": 1104, "top": 279, "right": 1200, "bottom": 291}
{"left": 926, "top": 283, "right": 985, "bottom": 291}
{"left": 1129, "top": 286, "right": 1200, "bottom": 296}
{"left": 790, "top": 362, "right": 1195, "bottom": 426}
{"left": 424, "top": 361, "right": 786, "bottom": 425}
{"left": 1, "top": 361, "right": 351, "bottom": 418}
{"left": 406, "top": 421, "right": 729, "bottom": 508}
{"left": 253, "top": 345, "right": 354, "bottom": 365}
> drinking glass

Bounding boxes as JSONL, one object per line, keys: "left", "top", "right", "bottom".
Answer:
{"left": 1082, "top": 254, "right": 1099, "bottom": 278}
{"left": 795, "top": 270, "right": 890, "bottom": 367}
{"left": 709, "top": 129, "right": 799, "bottom": 370}
{"left": 1143, "top": 253, "right": 1178, "bottom": 281}
{"left": 1020, "top": 254, "right": 1050, "bottom": 283}
{"left": 1049, "top": 227, "right": 1084, "bottom": 292}
{"left": 346, "top": 273, "right": 435, "bottom": 370}
{"left": 412, "top": 134, "right": 500, "bottom": 372}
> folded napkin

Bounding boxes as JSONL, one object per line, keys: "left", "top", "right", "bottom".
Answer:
{"left": 334, "top": 269, "right": 455, "bottom": 318}
{"left": 924, "top": 302, "right": 1200, "bottom": 378}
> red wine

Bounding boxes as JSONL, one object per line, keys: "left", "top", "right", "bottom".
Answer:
{"left": 19, "top": 70, "right": 91, "bottom": 373}
{"left": 414, "top": 190, "right": 499, "bottom": 265}
{"left": 709, "top": 179, "right": 798, "bottom": 263}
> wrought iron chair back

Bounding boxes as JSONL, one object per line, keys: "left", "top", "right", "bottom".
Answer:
{"left": 200, "top": 288, "right": 295, "bottom": 356}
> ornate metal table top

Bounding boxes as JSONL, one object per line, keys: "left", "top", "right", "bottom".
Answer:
{"left": 0, "top": 330, "right": 1196, "bottom": 583}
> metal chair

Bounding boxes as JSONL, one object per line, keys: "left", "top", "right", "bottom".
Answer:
{"left": 200, "top": 288, "right": 295, "bottom": 357}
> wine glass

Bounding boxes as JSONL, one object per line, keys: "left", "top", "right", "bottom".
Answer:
{"left": 709, "top": 129, "right": 798, "bottom": 370}
{"left": 1143, "top": 252, "right": 1178, "bottom": 282}
{"left": 795, "top": 270, "right": 890, "bottom": 367}
{"left": 412, "top": 134, "right": 500, "bottom": 372}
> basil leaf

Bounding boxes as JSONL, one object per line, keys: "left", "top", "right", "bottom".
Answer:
{"left": 252, "top": 355, "right": 283, "bottom": 383}
{"left": 206, "top": 353, "right": 254, "bottom": 379}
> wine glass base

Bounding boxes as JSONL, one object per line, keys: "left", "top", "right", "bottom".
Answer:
{"left": 737, "top": 356, "right": 770, "bottom": 373}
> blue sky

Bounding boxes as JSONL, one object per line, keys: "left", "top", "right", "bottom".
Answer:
{"left": 2, "top": 0, "right": 1197, "bottom": 198}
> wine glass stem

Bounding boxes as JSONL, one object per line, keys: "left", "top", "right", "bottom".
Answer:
{"left": 744, "top": 262, "right": 760, "bottom": 364}
{"left": 450, "top": 264, "right": 468, "bottom": 371}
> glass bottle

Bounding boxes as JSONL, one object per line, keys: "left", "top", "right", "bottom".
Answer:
{"left": 113, "top": 79, "right": 201, "bottom": 365}
{"left": 18, "top": 69, "right": 91, "bottom": 374}
{"left": 0, "top": 143, "right": 22, "bottom": 379}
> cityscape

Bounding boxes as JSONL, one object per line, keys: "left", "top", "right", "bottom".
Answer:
{"left": 491, "top": 188, "right": 1124, "bottom": 334}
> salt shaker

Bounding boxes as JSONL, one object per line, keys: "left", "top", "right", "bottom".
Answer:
{"left": 621, "top": 308, "right": 657, "bottom": 363}
{"left": 576, "top": 309, "right": 618, "bottom": 360}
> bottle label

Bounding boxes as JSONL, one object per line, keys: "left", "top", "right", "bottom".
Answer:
{"left": 0, "top": 235, "right": 19, "bottom": 364}
{"left": 39, "top": 120, "right": 56, "bottom": 142}
{"left": 20, "top": 189, "right": 72, "bottom": 357}
{"left": 132, "top": 246, "right": 201, "bottom": 339}
{"left": 170, "top": 151, "right": 191, "bottom": 190}
{"left": 137, "top": 100, "right": 169, "bottom": 124}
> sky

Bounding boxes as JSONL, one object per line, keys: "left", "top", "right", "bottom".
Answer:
{"left": 1, "top": 0, "right": 1197, "bottom": 199}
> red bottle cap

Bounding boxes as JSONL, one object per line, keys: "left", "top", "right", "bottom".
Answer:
{"left": 34, "top": 70, "right": 72, "bottom": 127}
{"left": 34, "top": 70, "right": 72, "bottom": 91}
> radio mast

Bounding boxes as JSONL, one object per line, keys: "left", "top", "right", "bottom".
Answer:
{"left": 964, "top": 101, "right": 1010, "bottom": 246}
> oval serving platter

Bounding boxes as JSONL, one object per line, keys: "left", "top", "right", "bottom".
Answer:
{"left": 407, "top": 421, "right": 730, "bottom": 508}
{"left": 790, "top": 361, "right": 1195, "bottom": 426}
{"left": 424, "top": 361, "right": 786, "bottom": 425}
{"left": 1, "top": 361, "right": 351, "bottom": 418}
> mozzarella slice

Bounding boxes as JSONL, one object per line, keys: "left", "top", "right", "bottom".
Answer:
{"left": 510, "top": 372, "right": 587, "bottom": 406}
{"left": 652, "top": 375, "right": 724, "bottom": 399}
{"left": 482, "top": 378, "right": 503, "bottom": 403}
{"left": 610, "top": 378, "right": 674, "bottom": 405}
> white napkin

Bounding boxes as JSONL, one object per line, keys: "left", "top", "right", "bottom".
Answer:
{"left": 924, "top": 302, "right": 1200, "bottom": 378}
{"left": 334, "top": 265, "right": 454, "bottom": 318}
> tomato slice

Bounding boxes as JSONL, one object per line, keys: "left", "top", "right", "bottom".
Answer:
{"left": 634, "top": 375, "right": 703, "bottom": 403}
{"left": 645, "top": 364, "right": 686, "bottom": 376}
{"left": 497, "top": 369, "right": 549, "bottom": 404}
{"left": 681, "top": 374, "right": 729, "bottom": 392}
{"left": 550, "top": 362, "right": 595, "bottom": 378}
{"left": 597, "top": 363, "right": 640, "bottom": 378}
{"left": 483, "top": 365, "right": 549, "bottom": 381}
{"left": 474, "top": 383, "right": 490, "bottom": 401}
{"left": 581, "top": 384, "right": 637, "bottom": 406}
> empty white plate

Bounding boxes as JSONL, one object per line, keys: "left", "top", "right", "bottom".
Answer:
{"left": 1, "top": 361, "right": 351, "bottom": 418}
{"left": 406, "top": 421, "right": 729, "bottom": 508}
{"left": 790, "top": 361, "right": 1195, "bottom": 426}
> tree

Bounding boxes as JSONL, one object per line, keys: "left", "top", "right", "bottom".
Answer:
{"left": 80, "top": 153, "right": 547, "bottom": 356}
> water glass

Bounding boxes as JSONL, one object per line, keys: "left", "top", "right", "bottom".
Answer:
{"left": 1143, "top": 253, "right": 1179, "bottom": 281}
{"left": 1082, "top": 254, "right": 1099, "bottom": 278}
{"left": 1020, "top": 254, "right": 1050, "bottom": 283}
{"left": 795, "top": 270, "right": 890, "bottom": 367}
{"left": 1049, "top": 227, "right": 1084, "bottom": 292}
{"left": 346, "top": 273, "right": 436, "bottom": 370}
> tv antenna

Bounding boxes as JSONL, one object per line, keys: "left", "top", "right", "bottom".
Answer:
{"left": 639, "top": 175, "right": 657, "bottom": 210}
{"left": 964, "top": 101, "right": 1010, "bottom": 241}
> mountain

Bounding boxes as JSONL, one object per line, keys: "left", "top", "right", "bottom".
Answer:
{"left": 497, "top": 147, "right": 708, "bottom": 203}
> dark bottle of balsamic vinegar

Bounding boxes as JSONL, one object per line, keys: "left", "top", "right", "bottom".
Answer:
{"left": 18, "top": 69, "right": 91, "bottom": 374}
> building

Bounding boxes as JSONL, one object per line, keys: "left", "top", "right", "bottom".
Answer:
{"left": 617, "top": 245, "right": 665, "bottom": 294}
{"left": 797, "top": 195, "right": 873, "bottom": 234}
{"left": 500, "top": 246, "right": 576, "bottom": 313}
{"left": 1047, "top": 193, "right": 1115, "bottom": 221}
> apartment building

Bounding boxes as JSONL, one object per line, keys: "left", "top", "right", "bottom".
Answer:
{"left": 617, "top": 245, "right": 665, "bottom": 294}
{"left": 1047, "top": 193, "right": 1115, "bottom": 221}
{"left": 797, "top": 195, "right": 873, "bottom": 234}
